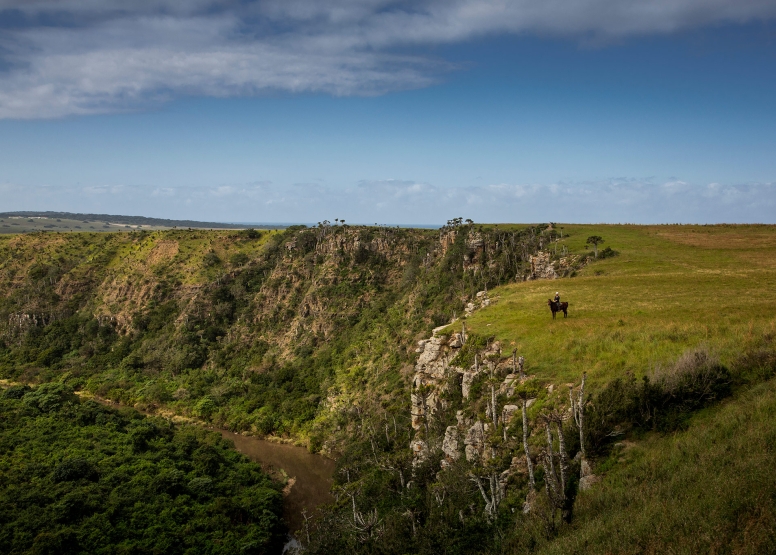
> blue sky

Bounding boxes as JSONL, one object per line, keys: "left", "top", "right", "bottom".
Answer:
{"left": 0, "top": 1, "right": 775, "bottom": 225}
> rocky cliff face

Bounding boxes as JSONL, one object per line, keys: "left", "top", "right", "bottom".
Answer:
{"left": 409, "top": 301, "right": 539, "bottom": 469}
{"left": 527, "top": 251, "right": 583, "bottom": 280}
{"left": 0, "top": 223, "right": 558, "bottom": 445}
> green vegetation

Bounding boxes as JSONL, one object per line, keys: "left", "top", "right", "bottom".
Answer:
{"left": 461, "top": 224, "right": 776, "bottom": 386}
{"left": 302, "top": 339, "right": 776, "bottom": 554}
{"left": 526, "top": 375, "right": 776, "bottom": 554}
{"left": 0, "top": 222, "right": 549, "bottom": 443}
{"left": 0, "top": 383, "right": 285, "bottom": 554}
{"left": 1, "top": 222, "right": 775, "bottom": 554}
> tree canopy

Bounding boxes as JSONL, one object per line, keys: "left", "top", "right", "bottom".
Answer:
{"left": 0, "top": 383, "right": 285, "bottom": 555}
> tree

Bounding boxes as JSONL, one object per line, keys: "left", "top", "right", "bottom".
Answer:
{"left": 586, "top": 235, "right": 605, "bottom": 259}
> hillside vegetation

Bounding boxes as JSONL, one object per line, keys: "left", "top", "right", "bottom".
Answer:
{"left": 531, "top": 377, "right": 776, "bottom": 555}
{"left": 1, "top": 222, "right": 775, "bottom": 554}
{"left": 0, "top": 222, "right": 549, "bottom": 448}
{"left": 0, "top": 383, "right": 285, "bottom": 555}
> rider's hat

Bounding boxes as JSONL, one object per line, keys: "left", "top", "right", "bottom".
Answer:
{"left": 555, "top": 292, "right": 559, "bottom": 295}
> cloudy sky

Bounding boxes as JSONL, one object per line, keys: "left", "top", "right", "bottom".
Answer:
{"left": 1, "top": 1, "right": 775, "bottom": 224}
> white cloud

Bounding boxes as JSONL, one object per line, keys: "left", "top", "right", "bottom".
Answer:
{"left": 1, "top": 179, "right": 774, "bottom": 223}
{"left": 1, "top": 0, "right": 775, "bottom": 118}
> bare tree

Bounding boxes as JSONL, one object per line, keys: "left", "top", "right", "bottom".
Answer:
{"left": 521, "top": 398, "right": 535, "bottom": 491}
{"left": 488, "top": 361, "right": 498, "bottom": 428}
{"left": 540, "top": 411, "right": 572, "bottom": 522}
{"left": 469, "top": 471, "right": 504, "bottom": 519}
{"left": 569, "top": 372, "right": 587, "bottom": 460}
{"left": 412, "top": 382, "right": 434, "bottom": 437}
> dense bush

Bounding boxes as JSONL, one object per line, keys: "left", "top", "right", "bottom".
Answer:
{"left": 597, "top": 246, "right": 618, "bottom": 259}
{"left": 586, "top": 348, "right": 732, "bottom": 455}
{"left": 0, "top": 384, "right": 285, "bottom": 555}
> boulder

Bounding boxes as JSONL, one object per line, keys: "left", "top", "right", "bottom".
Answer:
{"left": 579, "top": 458, "right": 600, "bottom": 490}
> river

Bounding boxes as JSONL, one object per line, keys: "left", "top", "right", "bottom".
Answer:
{"left": 84, "top": 396, "right": 335, "bottom": 535}
{"left": 217, "top": 429, "right": 335, "bottom": 534}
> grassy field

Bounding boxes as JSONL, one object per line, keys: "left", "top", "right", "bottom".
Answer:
{"left": 459, "top": 224, "right": 776, "bottom": 386}
{"left": 528, "top": 376, "right": 776, "bottom": 555}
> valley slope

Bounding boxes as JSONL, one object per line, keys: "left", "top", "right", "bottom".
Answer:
{"left": 1, "top": 222, "right": 775, "bottom": 554}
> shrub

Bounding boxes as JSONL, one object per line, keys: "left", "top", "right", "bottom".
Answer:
{"left": 229, "top": 252, "right": 249, "bottom": 266}
{"left": 22, "top": 383, "right": 78, "bottom": 413}
{"left": 587, "top": 348, "right": 732, "bottom": 454}
{"left": 649, "top": 348, "right": 731, "bottom": 424}
{"left": 202, "top": 251, "right": 221, "bottom": 267}
{"left": 240, "top": 228, "right": 262, "bottom": 240}
{"left": 53, "top": 458, "right": 98, "bottom": 482}
{"left": 598, "top": 246, "right": 618, "bottom": 259}
{"left": 2, "top": 385, "right": 30, "bottom": 399}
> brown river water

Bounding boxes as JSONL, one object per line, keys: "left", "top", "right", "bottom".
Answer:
{"left": 217, "top": 429, "right": 335, "bottom": 533}
{"left": 86, "top": 397, "right": 335, "bottom": 535}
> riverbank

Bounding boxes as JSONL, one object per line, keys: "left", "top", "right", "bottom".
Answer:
{"left": 0, "top": 380, "right": 335, "bottom": 535}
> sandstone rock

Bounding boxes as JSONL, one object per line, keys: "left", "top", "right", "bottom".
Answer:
{"left": 579, "top": 474, "right": 601, "bottom": 490}
{"left": 527, "top": 251, "right": 557, "bottom": 280}
{"left": 410, "top": 439, "right": 429, "bottom": 467}
{"left": 579, "top": 458, "right": 600, "bottom": 490}
{"left": 410, "top": 333, "right": 459, "bottom": 429}
{"left": 442, "top": 426, "right": 460, "bottom": 461}
{"left": 461, "top": 370, "right": 479, "bottom": 399}
{"left": 448, "top": 333, "right": 463, "bottom": 348}
{"left": 415, "top": 336, "right": 450, "bottom": 379}
{"left": 410, "top": 375, "right": 441, "bottom": 430}
{"left": 467, "top": 233, "right": 484, "bottom": 250}
{"left": 499, "top": 374, "right": 519, "bottom": 396}
{"left": 464, "top": 420, "right": 489, "bottom": 463}
{"left": 456, "top": 410, "right": 471, "bottom": 428}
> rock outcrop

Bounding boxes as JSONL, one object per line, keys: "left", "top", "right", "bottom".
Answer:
{"left": 527, "top": 251, "right": 583, "bottom": 281}
{"left": 410, "top": 439, "right": 429, "bottom": 468}
{"left": 441, "top": 426, "right": 460, "bottom": 466}
{"left": 579, "top": 458, "right": 600, "bottom": 490}
{"left": 527, "top": 251, "right": 557, "bottom": 280}
{"left": 464, "top": 420, "right": 489, "bottom": 463}
{"left": 411, "top": 335, "right": 458, "bottom": 430}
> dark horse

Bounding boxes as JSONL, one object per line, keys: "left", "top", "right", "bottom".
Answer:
{"left": 547, "top": 299, "right": 569, "bottom": 319}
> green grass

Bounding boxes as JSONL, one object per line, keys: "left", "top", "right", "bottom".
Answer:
{"left": 459, "top": 224, "right": 776, "bottom": 386}
{"left": 528, "top": 376, "right": 776, "bottom": 555}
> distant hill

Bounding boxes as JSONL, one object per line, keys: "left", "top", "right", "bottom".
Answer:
{"left": 0, "top": 211, "right": 286, "bottom": 230}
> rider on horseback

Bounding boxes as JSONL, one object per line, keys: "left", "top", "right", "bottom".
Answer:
{"left": 554, "top": 292, "right": 561, "bottom": 309}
